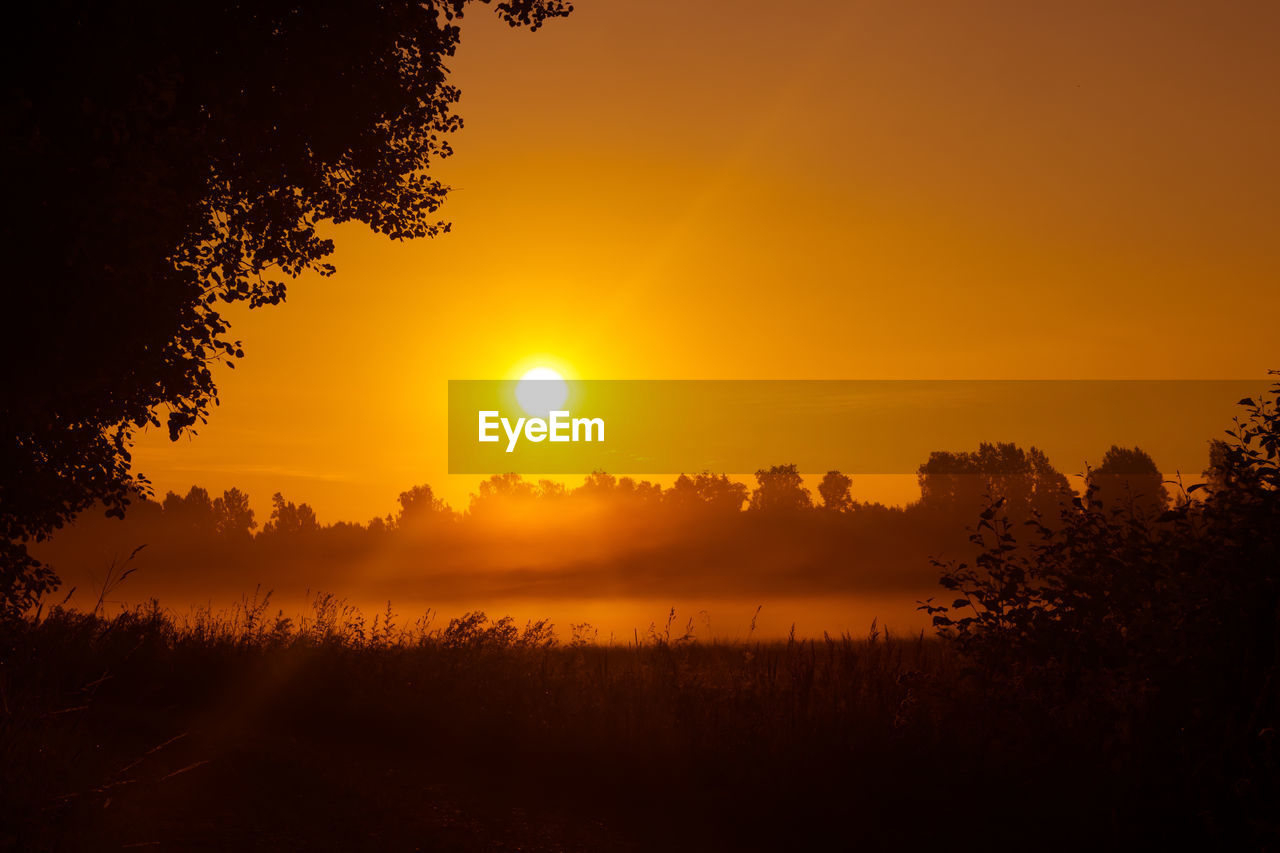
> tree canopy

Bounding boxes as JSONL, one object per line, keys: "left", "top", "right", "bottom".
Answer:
{"left": 1087, "top": 445, "right": 1169, "bottom": 517}
{"left": 749, "top": 464, "right": 813, "bottom": 512}
{"left": 818, "top": 470, "right": 853, "bottom": 512}
{"left": 0, "top": 0, "right": 572, "bottom": 607}
{"left": 916, "top": 441, "right": 1072, "bottom": 521}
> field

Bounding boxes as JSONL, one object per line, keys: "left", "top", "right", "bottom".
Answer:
{"left": 3, "top": 595, "right": 1184, "bottom": 852}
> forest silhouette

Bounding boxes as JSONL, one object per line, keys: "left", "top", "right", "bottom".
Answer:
{"left": 32, "top": 442, "right": 1164, "bottom": 610}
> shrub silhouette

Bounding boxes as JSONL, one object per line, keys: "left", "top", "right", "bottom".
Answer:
{"left": 922, "top": 372, "right": 1280, "bottom": 840}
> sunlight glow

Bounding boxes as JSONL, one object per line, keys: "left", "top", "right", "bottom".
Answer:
{"left": 516, "top": 367, "right": 569, "bottom": 416}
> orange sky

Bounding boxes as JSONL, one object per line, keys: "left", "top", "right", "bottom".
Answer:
{"left": 131, "top": 0, "right": 1280, "bottom": 522}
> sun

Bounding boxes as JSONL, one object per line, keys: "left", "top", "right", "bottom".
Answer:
{"left": 515, "top": 366, "right": 569, "bottom": 416}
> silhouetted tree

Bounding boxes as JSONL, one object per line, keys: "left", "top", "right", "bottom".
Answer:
{"left": 396, "top": 484, "right": 449, "bottom": 527}
{"left": 613, "top": 476, "right": 663, "bottom": 504}
{"left": 918, "top": 442, "right": 1071, "bottom": 522}
{"left": 366, "top": 515, "right": 395, "bottom": 534}
{"left": 468, "top": 473, "right": 537, "bottom": 515}
{"left": 923, "top": 378, "right": 1280, "bottom": 834}
{"left": 818, "top": 471, "right": 853, "bottom": 512}
{"left": 666, "top": 473, "right": 748, "bottom": 513}
{"left": 664, "top": 475, "right": 702, "bottom": 512}
{"left": 576, "top": 472, "right": 619, "bottom": 496}
{"left": 917, "top": 450, "right": 983, "bottom": 508}
{"left": 212, "top": 488, "right": 256, "bottom": 538}
{"left": 749, "top": 464, "right": 812, "bottom": 512}
{"left": 1087, "top": 445, "right": 1169, "bottom": 517}
{"left": 162, "top": 486, "right": 218, "bottom": 535}
{"left": 1024, "top": 446, "right": 1074, "bottom": 518}
{"left": 536, "top": 480, "right": 568, "bottom": 500}
{"left": 1204, "top": 439, "right": 1232, "bottom": 492}
{"left": 262, "top": 492, "right": 319, "bottom": 535}
{"left": 695, "top": 473, "right": 749, "bottom": 513}
{"left": 1200, "top": 438, "right": 1262, "bottom": 495}
{"left": 0, "top": 0, "right": 571, "bottom": 611}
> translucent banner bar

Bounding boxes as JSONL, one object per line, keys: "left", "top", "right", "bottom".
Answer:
{"left": 447, "top": 379, "right": 1270, "bottom": 475}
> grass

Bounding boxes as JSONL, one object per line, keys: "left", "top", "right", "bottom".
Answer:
{"left": 0, "top": 594, "right": 1196, "bottom": 851}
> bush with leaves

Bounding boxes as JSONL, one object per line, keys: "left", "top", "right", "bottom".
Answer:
{"left": 921, "top": 372, "right": 1280, "bottom": 839}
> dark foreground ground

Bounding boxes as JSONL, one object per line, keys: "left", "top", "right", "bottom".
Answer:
{"left": 0, "top": 603, "right": 1255, "bottom": 852}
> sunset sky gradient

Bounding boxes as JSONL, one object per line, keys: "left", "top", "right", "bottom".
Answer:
{"left": 131, "top": 0, "right": 1279, "bottom": 521}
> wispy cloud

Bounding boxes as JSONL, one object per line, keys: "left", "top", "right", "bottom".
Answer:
{"left": 163, "top": 463, "right": 352, "bottom": 483}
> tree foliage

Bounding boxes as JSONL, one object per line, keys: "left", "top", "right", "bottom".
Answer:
{"left": 749, "top": 464, "right": 813, "bottom": 512}
{"left": 396, "top": 483, "right": 451, "bottom": 528}
{"left": 921, "top": 374, "right": 1280, "bottom": 834}
{"left": 1086, "top": 444, "right": 1170, "bottom": 518}
{"left": 818, "top": 470, "right": 853, "bottom": 512}
{"left": 666, "top": 472, "right": 750, "bottom": 514}
{"left": 263, "top": 492, "right": 320, "bottom": 536}
{"left": 0, "top": 0, "right": 571, "bottom": 607}
{"left": 917, "top": 441, "right": 1071, "bottom": 521}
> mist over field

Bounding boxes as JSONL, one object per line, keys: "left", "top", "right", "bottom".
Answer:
{"left": 35, "top": 453, "right": 1103, "bottom": 639}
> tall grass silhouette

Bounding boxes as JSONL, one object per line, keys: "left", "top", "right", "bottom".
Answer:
{"left": 5, "top": 596, "right": 963, "bottom": 851}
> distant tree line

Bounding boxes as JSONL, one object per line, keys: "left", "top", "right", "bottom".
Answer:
{"left": 130, "top": 440, "right": 1169, "bottom": 539}
{"left": 8, "top": 440, "right": 1185, "bottom": 614}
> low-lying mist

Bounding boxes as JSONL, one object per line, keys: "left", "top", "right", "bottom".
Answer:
{"left": 36, "top": 450, "right": 1160, "bottom": 638}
